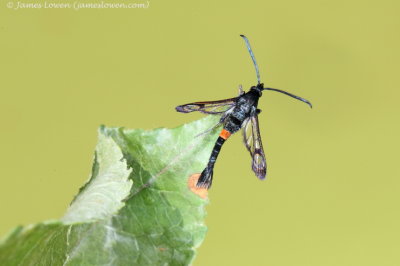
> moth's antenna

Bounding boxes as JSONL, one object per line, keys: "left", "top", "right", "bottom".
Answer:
{"left": 240, "top": 34, "right": 261, "bottom": 85}
{"left": 265, "top": 87, "right": 313, "bottom": 108}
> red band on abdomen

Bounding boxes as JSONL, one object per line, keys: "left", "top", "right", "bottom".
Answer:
{"left": 219, "top": 129, "right": 231, "bottom": 140}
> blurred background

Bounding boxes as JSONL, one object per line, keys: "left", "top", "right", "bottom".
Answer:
{"left": 1, "top": 0, "right": 399, "bottom": 265}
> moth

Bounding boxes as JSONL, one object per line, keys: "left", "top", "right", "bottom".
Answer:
{"left": 176, "top": 35, "right": 312, "bottom": 189}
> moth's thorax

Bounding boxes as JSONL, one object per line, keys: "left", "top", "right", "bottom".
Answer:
{"left": 223, "top": 87, "right": 261, "bottom": 134}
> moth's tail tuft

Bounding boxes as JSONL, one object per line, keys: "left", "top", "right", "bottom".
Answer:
{"left": 196, "top": 167, "right": 214, "bottom": 189}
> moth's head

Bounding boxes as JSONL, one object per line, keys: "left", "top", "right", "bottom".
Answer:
{"left": 250, "top": 83, "right": 264, "bottom": 96}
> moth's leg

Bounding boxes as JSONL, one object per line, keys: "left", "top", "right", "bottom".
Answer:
{"left": 238, "top": 84, "right": 244, "bottom": 96}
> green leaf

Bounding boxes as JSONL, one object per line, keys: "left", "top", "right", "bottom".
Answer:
{"left": 0, "top": 116, "right": 220, "bottom": 266}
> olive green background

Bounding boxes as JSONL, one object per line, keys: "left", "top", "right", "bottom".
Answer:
{"left": 1, "top": 0, "right": 399, "bottom": 265}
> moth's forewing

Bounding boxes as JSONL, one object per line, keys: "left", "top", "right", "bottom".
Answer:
{"left": 176, "top": 97, "right": 238, "bottom": 114}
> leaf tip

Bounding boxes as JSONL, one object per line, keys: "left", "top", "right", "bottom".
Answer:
{"left": 188, "top": 173, "right": 208, "bottom": 199}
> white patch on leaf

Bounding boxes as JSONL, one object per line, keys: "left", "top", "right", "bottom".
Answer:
{"left": 61, "top": 132, "right": 132, "bottom": 223}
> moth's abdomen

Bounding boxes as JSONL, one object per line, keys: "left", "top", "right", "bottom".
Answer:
{"left": 224, "top": 116, "right": 243, "bottom": 134}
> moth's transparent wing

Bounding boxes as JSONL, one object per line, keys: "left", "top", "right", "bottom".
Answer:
{"left": 242, "top": 117, "right": 253, "bottom": 152}
{"left": 242, "top": 115, "right": 267, "bottom": 179}
{"left": 195, "top": 106, "right": 235, "bottom": 137}
{"left": 176, "top": 97, "right": 237, "bottom": 115}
